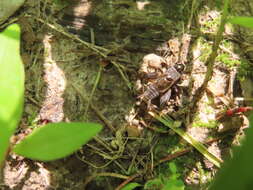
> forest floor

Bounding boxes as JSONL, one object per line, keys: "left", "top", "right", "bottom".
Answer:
{"left": 2, "top": 0, "right": 253, "bottom": 189}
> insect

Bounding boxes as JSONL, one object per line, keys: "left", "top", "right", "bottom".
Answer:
{"left": 138, "top": 65, "right": 183, "bottom": 109}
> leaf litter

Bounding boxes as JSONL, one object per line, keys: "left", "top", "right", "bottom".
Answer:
{"left": 2, "top": 0, "right": 253, "bottom": 189}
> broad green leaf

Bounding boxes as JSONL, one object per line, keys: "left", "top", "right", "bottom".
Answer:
{"left": 162, "top": 179, "right": 185, "bottom": 190}
{"left": 0, "top": 24, "right": 24, "bottom": 166}
{"left": 169, "top": 162, "right": 178, "bottom": 174}
{"left": 0, "top": 0, "right": 25, "bottom": 23}
{"left": 144, "top": 178, "right": 163, "bottom": 190}
{"left": 229, "top": 17, "right": 253, "bottom": 29}
{"left": 13, "top": 122, "right": 102, "bottom": 161}
{"left": 210, "top": 112, "right": 253, "bottom": 190}
{"left": 121, "top": 182, "right": 142, "bottom": 190}
{"left": 162, "top": 162, "right": 185, "bottom": 190}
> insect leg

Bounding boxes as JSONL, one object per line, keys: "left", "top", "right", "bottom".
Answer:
{"left": 160, "top": 89, "right": 171, "bottom": 106}
{"left": 145, "top": 72, "right": 159, "bottom": 79}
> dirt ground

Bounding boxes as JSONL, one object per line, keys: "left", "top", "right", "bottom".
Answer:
{"left": 1, "top": 0, "right": 253, "bottom": 189}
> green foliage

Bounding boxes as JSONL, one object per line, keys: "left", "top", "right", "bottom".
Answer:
{"left": 229, "top": 16, "right": 253, "bottom": 29}
{"left": 0, "top": 24, "right": 103, "bottom": 165}
{"left": 197, "top": 37, "right": 212, "bottom": 62}
{"left": 151, "top": 113, "right": 222, "bottom": 168}
{"left": 0, "top": 24, "right": 24, "bottom": 166}
{"left": 144, "top": 162, "right": 185, "bottom": 190}
{"left": 210, "top": 15, "right": 253, "bottom": 190}
{"left": 192, "top": 119, "right": 218, "bottom": 128}
{"left": 144, "top": 178, "right": 163, "bottom": 190}
{"left": 162, "top": 163, "right": 185, "bottom": 190}
{"left": 13, "top": 122, "right": 102, "bottom": 161}
{"left": 52, "top": 0, "right": 69, "bottom": 11}
{"left": 216, "top": 53, "right": 240, "bottom": 67}
{"left": 227, "top": 17, "right": 253, "bottom": 78}
{"left": 200, "top": 14, "right": 221, "bottom": 33}
{"left": 121, "top": 182, "right": 142, "bottom": 190}
{"left": 238, "top": 59, "right": 253, "bottom": 80}
{"left": 210, "top": 112, "right": 253, "bottom": 190}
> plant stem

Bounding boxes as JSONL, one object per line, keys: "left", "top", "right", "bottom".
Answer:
{"left": 84, "top": 65, "right": 102, "bottom": 120}
{"left": 149, "top": 112, "right": 223, "bottom": 168}
{"left": 190, "top": 0, "right": 230, "bottom": 116}
{"left": 71, "top": 83, "right": 116, "bottom": 132}
{"left": 84, "top": 172, "right": 129, "bottom": 188}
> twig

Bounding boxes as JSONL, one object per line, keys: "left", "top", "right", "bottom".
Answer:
{"left": 93, "top": 136, "right": 114, "bottom": 153}
{"left": 72, "top": 84, "right": 128, "bottom": 173}
{"left": 190, "top": 0, "right": 230, "bottom": 114}
{"left": 27, "top": 96, "right": 41, "bottom": 108}
{"left": 156, "top": 137, "right": 222, "bottom": 166}
{"left": 85, "top": 144, "right": 114, "bottom": 160}
{"left": 84, "top": 65, "right": 102, "bottom": 120}
{"left": 111, "top": 60, "right": 132, "bottom": 90}
{"left": 228, "top": 68, "right": 237, "bottom": 100}
{"left": 115, "top": 138, "right": 222, "bottom": 189}
{"left": 115, "top": 173, "right": 141, "bottom": 190}
{"left": 90, "top": 28, "right": 95, "bottom": 45}
{"left": 71, "top": 83, "right": 116, "bottom": 132}
{"left": 30, "top": 15, "right": 132, "bottom": 90}
{"left": 187, "top": 0, "right": 197, "bottom": 30}
{"left": 84, "top": 172, "right": 129, "bottom": 189}
{"left": 156, "top": 148, "right": 191, "bottom": 166}
{"left": 115, "top": 135, "right": 227, "bottom": 189}
{"left": 83, "top": 28, "right": 102, "bottom": 119}
{"left": 76, "top": 152, "right": 114, "bottom": 169}
{"left": 219, "top": 44, "right": 239, "bottom": 60}
{"left": 30, "top": 15, "right": 109, "bottom": 57}
{"left": 0, "top": 18, "right": 19, "bottom": 29}
{"left": 179, "top": 33, "right": 191, "bottom": 64}
{"left": 149, "top": 111, "right": 223, "bottom": 168}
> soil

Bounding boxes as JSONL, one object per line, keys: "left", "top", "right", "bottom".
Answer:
{"left": 1, "top": 0, "right": 253, "bottom": 190}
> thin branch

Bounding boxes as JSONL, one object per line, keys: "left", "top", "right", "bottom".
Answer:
{"left": 115, "top": 173, "right": 141, "bottom": 190}
{"left": 71, "top": 83, "right": 116, "bottom": 132}
{"left": 84, "top": 65, "right": 102, "bottom": 120}
{"left": 84, "top": 172, "right": 129, "bottom": 189}
{"left": 149, "top": 111, "right": 223, "bottom": 168}
{"left": 190, "top": 0, "right": 230, "bottom": 115}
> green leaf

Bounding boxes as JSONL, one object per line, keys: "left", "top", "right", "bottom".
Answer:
{"left": 121, "top": 182, "right": 142, "bottom": 190}
{"left": 149, "top": 112, "right": 223, "bottom": 168}
{"left": 210, "top": 112, "right": 253, "bottom": 190}
{"left": 144, "top": 178, "right": 163, "bottom": 190}
{"left": 13, "top": 122, "right": 102, "bottom": 161}
{"left": 169, "top": 162, "right": 178, "bottom": 174}
{"left": 0, "top": 24, "right": 24, "bottom": 165}
{"left": 162, "top": 179, "right": 185, "bottom": 190}
{"left": 229, "top": 16, "right": 253, "bottom": 29}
